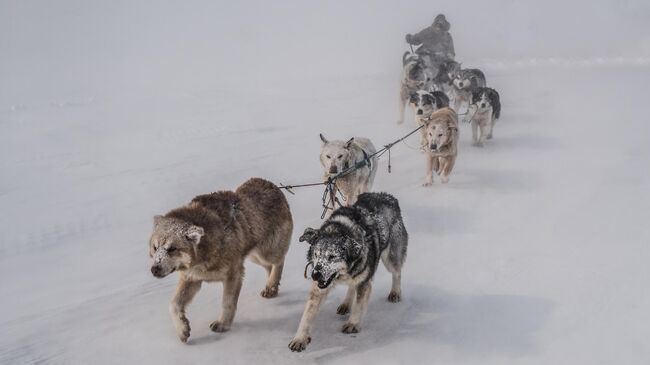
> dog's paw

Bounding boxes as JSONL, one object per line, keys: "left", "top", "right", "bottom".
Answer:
{"left": 260, "top": 286, "right": 278, "bottom": 298}
{"left": 422, "top": 181, "right": 433, "bottom": 187}
{"left": 341, "top": 322, "right": 361, "bottom": 334}
{"left": 440, "top": 176, "right": 449, "bottom": 184}
{"left": 336, "top": 303, "right": 350, "bottom": 315}
{"left": 288, "top": 336, "right": 311, "bottom": 352}
{"left": 397, "top": 119, "right": 404, "bottom": 125}
{"left": 471, "top": 141, "right": 483, "bottom": 147}
{"left": 487, "top": 134, "right": 493, "bottom": 140}
{"left": 388, "top": 291, "right": 401, "bottom": 303}
{"left": 175, "top": 316, "right": 191, "bottom": 343}
{"left": 209, "top": 321, "right": 230, "bottom": 333}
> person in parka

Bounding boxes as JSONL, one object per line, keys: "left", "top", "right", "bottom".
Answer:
{"left": 405, "top": 14, "right": 455, "bottom": 69}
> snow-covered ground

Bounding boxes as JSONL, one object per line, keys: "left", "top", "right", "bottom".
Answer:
{"left": 2, "top": 1, "right": 650, "bottom": 364}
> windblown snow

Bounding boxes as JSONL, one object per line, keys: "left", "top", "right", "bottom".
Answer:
{"left": 1, "top": 1, "right": 649, "bottom": 364}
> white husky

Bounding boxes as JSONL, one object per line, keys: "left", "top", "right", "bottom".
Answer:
{"left": 319, "top": 134, "right": 378, "bottom": 208}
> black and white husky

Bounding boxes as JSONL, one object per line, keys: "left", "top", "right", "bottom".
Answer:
{"left": 469, "top": 87, "right": 501, "bottom": 146}
{"left": 288, "top": 192, "right": 408, "bottom": 352}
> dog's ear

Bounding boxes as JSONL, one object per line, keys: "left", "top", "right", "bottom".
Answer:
{"left": 153, "top": 215, "right": 164, "bottom": 227}
{"left": 299, "top": 227, "right": 319, "bottom": 244}
{"left": 344, "top": 138, "right": 355, "bottom": 149}
{"left": 185, "top": 225, "right": 205, "bottom": 245}
{"left": 319, "top": 133, "right": 328, "bottom": 144}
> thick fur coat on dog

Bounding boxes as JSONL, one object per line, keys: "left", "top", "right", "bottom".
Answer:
{"left": 469, "top": 86, "right": 501, "bottom": 146}
{"left": 288, "top": 192, "right": 408, "bottom": 352}
{"left": 148, "top": 178, "right": 293, "bottom": 343}
{"left": 422, "top": 108, "right": 459, "bottom": 185}
{"left": 319, "top": 134, "right": 378, "bottom": 209}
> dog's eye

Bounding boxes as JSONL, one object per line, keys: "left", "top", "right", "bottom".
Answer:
{"left": 167, "top": 246, "right": 176, "bottom": 253}
{"left": 328, "top": 255, "right": 336, "bottom": 260}
{"left": 337, "top": 154, "right": 343, "bottom": 159}
{"left": 428, "top": 133, "right": 432, "bottom": 137}
{"left": 325, "top": 155, "right": 331, "bottom": 159}
{"left": 438, "top": 133, "right": 443, "bottom": 137}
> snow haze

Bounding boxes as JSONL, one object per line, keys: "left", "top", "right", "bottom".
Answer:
{"left": 1, "top": 1, "right": 649, "bottom": 364}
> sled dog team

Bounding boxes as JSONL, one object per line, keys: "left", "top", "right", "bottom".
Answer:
{"left": 148, "top": 14, "right": 502, "bottom": 352}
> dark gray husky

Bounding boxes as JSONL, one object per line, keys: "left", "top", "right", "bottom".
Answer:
{"left": 288, "top": 192, "right": 408, "bottom": 352}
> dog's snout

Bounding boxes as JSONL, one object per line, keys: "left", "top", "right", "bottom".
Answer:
{"left": 458, "top": 82, "right": 464, "bottom": 87}
{"left": 417, "top": 109, "right": 423, "bottom": 115}
{"left": 311, "top": 271, "right": 323, "bottom": 281}
{"left": 430, "top": 144, "right": 437, "bottom": 151}
{"left": 151, "top": 265, "right": 162, "bottom": 277}
{"left": 480, "top": 103, "right": 486, "bottom": 108}
{"left": 329, "top": 166, "right": 338, "bottom": 174}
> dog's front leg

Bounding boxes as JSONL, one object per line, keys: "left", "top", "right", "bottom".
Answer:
{"left": 453, "top": 95, "right": 463, "bottom": 114}
{"left": 439, "top": 158, "right": 450, "bottom": 183}
{"left": 342, "top": 282, "right": 372, "bottom": 333}
{"left": 478, "top": 123, "right": 489, "bottom": 146}
{"left": 289, "top": 282, "right": 330, "bottom": 352}
{"left": 337, "top": 285, "right": 356, "bottom": 315}
{"left": 423, "top": 153, "right": 434, "bottom": 186}
{"left": 471, "top": 121, "right": 481, "bottom": 146}
{"left": 170, "top": 279, "right": 202, "bottom": 343}
{"left": 210, "top": 271, "right": 243, "bottom": 333}
{"left": 419, "top": 126, "right": 427, "bottom": 152}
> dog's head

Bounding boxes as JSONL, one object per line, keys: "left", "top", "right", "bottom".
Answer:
{"left": 403, "top": 57, "right": 429, "bottom": 86}
{"left": 409, "top": 90, "right": 449, "bottom": 116}
{"left": 445, "top": 62, "right": 462, "bottom": 83}
{"left": 148, "top": 215, "right": 203, "bottom": 278}
{"left": 424, "top": 119, "right": 456, "bottom": 152}
{"left": 471, "top": 87, "right": 493, "bottom": 113}
{"left": 299, "top": 225, "right": 364, "bottom": 290}
{"left": 452, "top": 69, "right": 474, "bottom": 90}
{"left": 437, "top": 60, "right": 460, "bottom": 83}
{"left": 319, "top": 134, "right": 354, "bottom": 176}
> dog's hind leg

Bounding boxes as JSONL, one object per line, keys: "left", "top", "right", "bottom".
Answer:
{"left": 342, "top": 282, "right": 372, "bottom": 333}
{"left": 383, "top": 221, "right": 408, "bottom": 302}
{"left": 382, "top": 252, "right": 403, "bottom": 302}
{"left": 337, "top": 285, "right": 356, "bottom": 315}
{"left": 170, "top": 279, "right": 202, "bottom": 343}
{"left": 398, "top": 94, "right": 406, "bottom": 124}
{"left": 210, "top": 272, "right": 243, "bottom": 333}
{"left": 261, "top": 261, "right": 284, "bottom": 298}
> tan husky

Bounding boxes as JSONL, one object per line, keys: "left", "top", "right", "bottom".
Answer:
{"left": 422, "top": 108, "right": 459, "bottom": 186}
{"left": 148, "top": 178, "right": 293, "bottom": 343}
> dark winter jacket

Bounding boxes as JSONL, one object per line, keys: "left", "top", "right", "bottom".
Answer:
{"left": 406, "top": 15, "right": 455, "bottom": 61}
